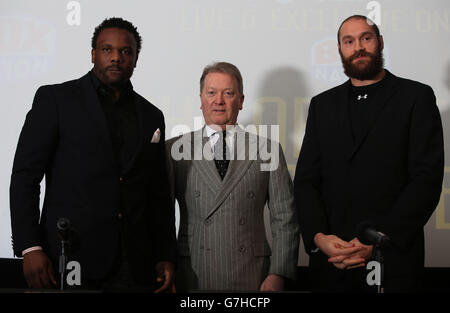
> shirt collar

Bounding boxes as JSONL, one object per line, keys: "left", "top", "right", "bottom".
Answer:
{"left": 89, "top": 69, "right": 133, "bottom": 97}
{"left": 205, "top": 124, "right": 237, "bottom": 138}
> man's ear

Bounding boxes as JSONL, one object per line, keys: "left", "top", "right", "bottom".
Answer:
{"left": 239, "top": 95, "right": 244, "bottom": 110}
{"left": 379, "top": 35, "right": 384, "bottom": 51}
{"left": 91, "top": 49, "right": 95, "bottom": 64}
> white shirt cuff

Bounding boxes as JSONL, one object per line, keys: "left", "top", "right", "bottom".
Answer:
{"left": 22, "top": 246, "right": 43, "bottom": 256}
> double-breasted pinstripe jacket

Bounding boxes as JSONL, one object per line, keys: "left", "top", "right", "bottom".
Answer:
{"left": 166, "top": 125, "right": 299, "bottom": 291}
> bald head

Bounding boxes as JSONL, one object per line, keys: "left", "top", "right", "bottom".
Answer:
{"left": 337, "top": 15, "right": 381, "bottom": 45}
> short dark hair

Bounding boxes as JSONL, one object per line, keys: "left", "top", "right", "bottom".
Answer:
{"left": 337, "top": 15, "right": 381, "bottom": 44}
{"left": 91, "top": 17, "right": 142, "bottom": 55}
{"left": 200, "top": 62, "right": 244, "bottom": 95}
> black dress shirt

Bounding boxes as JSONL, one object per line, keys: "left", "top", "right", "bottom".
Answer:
{"left": 89, "top": 71, "right": 139, "bottom": 174}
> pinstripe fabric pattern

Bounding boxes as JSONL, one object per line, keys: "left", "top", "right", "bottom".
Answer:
{"left": 166, "top": 126, "right": 299, "bottom": 291}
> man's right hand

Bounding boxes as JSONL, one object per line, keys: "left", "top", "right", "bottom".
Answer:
{"left": 314, "top": 233, "right": 361, "bottom": 256}
{"left": 23, "top": 250, "right": 56, "bottom": 289}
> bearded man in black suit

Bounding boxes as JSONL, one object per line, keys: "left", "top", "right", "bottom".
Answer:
{"left": 294, "top": 15, "right": 444, "bottom": 292}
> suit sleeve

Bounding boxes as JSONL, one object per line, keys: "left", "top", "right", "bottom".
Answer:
{"left": 165, "top": 137, "right": 177, "bottom": 209}
{"left": 293, "top": 98, "right": 329, "bottom": 254}
{"left": 267, "top": 142, "right": 300, "bottom": 281}
{"left": 10, "top": 86, "right": 59, "bottom": 257}
{"left": 376, "top": 85, "right": 444, "bottom": 251}
{"left": 150, "top": 116, "right": 177, "bottom": 264}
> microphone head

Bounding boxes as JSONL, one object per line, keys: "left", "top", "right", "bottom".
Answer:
{"left": 56, "top": 218, "right": 80, "bottom": 252}
{"left": 57, "top": 218, "right": 71, "bottom": 232}
{"left": 356, "top": 221, "right": 375, "bottom": 245}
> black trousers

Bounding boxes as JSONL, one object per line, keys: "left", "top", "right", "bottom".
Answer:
{"left": 79, "top": 234, "right": 155, "bottom": 293}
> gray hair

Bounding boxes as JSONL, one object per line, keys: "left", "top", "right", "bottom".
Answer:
{"left": 200, "top": 62, "right": 243, "bottom": 95}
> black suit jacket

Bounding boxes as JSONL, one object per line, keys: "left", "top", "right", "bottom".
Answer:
{"left": 294, "top": 70, "right": 444, "bottom": 286}
{"left": 10, "top": 72, "right": 176, "bottom": 285}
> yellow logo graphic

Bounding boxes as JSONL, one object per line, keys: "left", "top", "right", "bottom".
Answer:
{"left": 436, "top": 166, "right": 450, "bottom": 229}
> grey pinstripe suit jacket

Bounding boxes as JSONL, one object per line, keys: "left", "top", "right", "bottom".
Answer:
{"left": 166, "top": 126, "right": 299, "bottom": 291}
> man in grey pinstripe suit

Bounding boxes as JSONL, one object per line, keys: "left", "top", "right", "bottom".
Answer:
{"left": 166, "top": 62, "right": 299, "bottom": 291}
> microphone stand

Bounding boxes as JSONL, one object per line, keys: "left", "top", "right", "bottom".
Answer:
{"left": 373, "top": 243, "right": 384, "bottom": 294}
{"left": 59, "top": 237, "right": 69, "bottom": 291}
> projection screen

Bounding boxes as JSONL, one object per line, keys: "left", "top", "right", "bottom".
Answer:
{"left": 0, "top": 0, "right": 449, "bottom": 267}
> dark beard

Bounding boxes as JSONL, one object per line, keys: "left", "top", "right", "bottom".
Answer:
{"left": 93, "top": 65, "right": 133, "bottom": 88}
{"left": 339, "top": 46, "right": 384, "bottom": 81}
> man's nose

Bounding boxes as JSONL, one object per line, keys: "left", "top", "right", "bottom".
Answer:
{"left": 110, "top": 49, "right": 121, "bottom": 63}
{"left": 355, "top": 39, "right": 365, "bottom": 51}
{"left": 215, "top": 93, "right": 225, "bottom": 104}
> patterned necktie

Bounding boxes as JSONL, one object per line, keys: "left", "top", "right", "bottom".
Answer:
{"left": 214, "top": 130, "right": 230, "bottom": 180}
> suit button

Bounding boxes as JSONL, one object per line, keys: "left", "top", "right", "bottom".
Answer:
{"left": 239, "top": 245, "right": 246, "bottom": 252}
{"left": 120, "top": 177, "right": 124, "bottom": 182}
{"left": 118, "top": 213, "right": 123, "bottom": 219}
{"left": 204, "top": 219, "right": 211, "bottom": 226}
{"left": 194, "top": 190, "right": 200, "bottom": 197}
{"left": 247, "top": 191, "right": 254, "bottom": 198}
{"left": 239, "top": 218, "right": 246, "bottom": 225}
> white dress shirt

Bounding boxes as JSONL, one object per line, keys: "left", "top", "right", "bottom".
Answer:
{"left": 205, "top": 124, "right": 236, "bottom": 156}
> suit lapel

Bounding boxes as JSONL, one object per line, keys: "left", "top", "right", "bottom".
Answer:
{"left": 80, "top": 73, "right": 146, "bottom": 176}
{"left": 349, "top": 70, "right": 399, "bottom": 160}
{"left": 122, "top": 95, "right": 144, "bottom": 175}
{"left": 79, "top": 73, "right": 115, "bottom": 160}
{"left": 336, "top": 80, "right": 355, "bottom": 160}
{"left": 206, "top": 126, "right": 255, "bottom": 219}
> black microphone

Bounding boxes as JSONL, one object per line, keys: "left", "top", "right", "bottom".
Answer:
{"left": 356, "top": 221, "right": 390, "bottom": 247}
{"left": 57, "top": 217, "right": 71, "bottom": 242}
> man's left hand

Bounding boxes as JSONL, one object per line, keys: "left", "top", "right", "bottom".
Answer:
{"left": 259, "top": 274, "right": 285, "bottom": 291}
{"left": 328, "top": 238, "right": 373, "bottom": 270}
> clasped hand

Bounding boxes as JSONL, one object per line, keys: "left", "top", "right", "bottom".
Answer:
{"left": 314, "top": 233, "right": 373, "bottom": 270}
